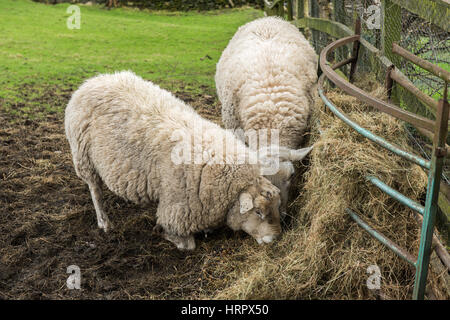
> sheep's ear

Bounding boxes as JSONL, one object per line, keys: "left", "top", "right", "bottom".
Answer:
{"left": 239, "top": 192, "right": 254, "bottom": 214}
{"left": 288, "top": 146, "right": 313, "bottom": 161}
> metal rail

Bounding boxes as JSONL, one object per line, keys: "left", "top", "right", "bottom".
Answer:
{"left": 392, "top": 43, "right": 450, "bottom": 83}
{"left": 366, "top": 176, "right": 425, "bottom": 215}
{"left": 388, "top": 68, "right": 439, "bottom": 111}
{"left": 346, "top": 209, "right": 417, "bottom": 266}
{"left": 318, "top": 27, "right": 449, "bottom": 300}
{"left": 319, "top": 36, "right": 436, "bottom": 132}
{"left": 318, "top": 75, "right": 431, "bottom": 170}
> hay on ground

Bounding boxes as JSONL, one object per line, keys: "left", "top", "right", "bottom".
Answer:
{"left": 208, "top": 76, "right": 449, "bottom": 300}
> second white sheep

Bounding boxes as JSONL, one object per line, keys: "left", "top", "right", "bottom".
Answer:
{"left": 215, "top": 17, "right": 318, "bottom": 214}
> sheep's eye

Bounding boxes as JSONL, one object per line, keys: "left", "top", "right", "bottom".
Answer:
{"left": 255, "top": 209, "right": 264, "bottom": 219}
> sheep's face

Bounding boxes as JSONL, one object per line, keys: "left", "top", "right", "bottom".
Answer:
{"left": 258, "top": 145, "right": 313, "bottom": 218}
{"left": 227, "top": 176, "right": 282, "bottom": 244}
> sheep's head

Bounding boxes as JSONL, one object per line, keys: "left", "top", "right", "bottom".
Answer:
{"left": 227, "top": 176, "right": 282, "bottom": 244}
{"left": 258, "top": 145, "right": 313, "bottom": 217}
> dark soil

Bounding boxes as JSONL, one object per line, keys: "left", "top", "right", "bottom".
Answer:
{"left": 0, "top": 84, "right": 254, "bottom": 299}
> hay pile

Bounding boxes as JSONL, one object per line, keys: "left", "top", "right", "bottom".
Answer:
{"left": 207, "top": 77, "right": 449, "bottom": 299}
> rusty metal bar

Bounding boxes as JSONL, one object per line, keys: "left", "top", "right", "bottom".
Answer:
{"left": 349, "top": 17, "right": 361, "bottom": 83}
{"left": 416, "top": 126, "right": 450, "bottom": 157}
{"left": 444, "top": 82, "right": 448, "bottom": 102}
{"left": 433, "top": 237, "right": 450, "bottom": 272}
{"left": 320, "top": 36, "right": 435, "bottom": 132}
{"left": 390, "top": 68, "right": 439, "bottom": 112}
{"left": 433, "top": 240, "right": 450, "bottom": 273}
{"left": 319, "top": 32, "right": 449, "bottom": 301}
{"left": 392, "top": 43, "right": 450, "bottom": 83}
{"left": 332, "top": 57, "right": 356, "bottom": 71}
{"left": 346, "top": 208, "right": 417, "bottom": 267}
{"left": 412, "top": 211, "right": 450, "bottom": 272}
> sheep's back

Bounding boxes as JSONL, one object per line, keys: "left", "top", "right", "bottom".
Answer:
{"left": 216, "top": 17, "right": 318, "bottom": 148}
{"left": 65, "top": 71, "right": 192, "bottom": 203}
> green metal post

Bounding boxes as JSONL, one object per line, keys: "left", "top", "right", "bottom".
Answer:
{"left": 287, "top": 0, "right": 294, "bottom": 20}
{"left": 413, "top": 97, "right": 449, "bottom": 299}
{"left": 296, "top": 0, "right": 305, "bottom": 24}
{"left": 278, "top": 1, "right": 285, "bottom": 17}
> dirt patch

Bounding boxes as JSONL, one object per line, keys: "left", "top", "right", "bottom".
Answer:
{"left": 173, "top": 85, "right": 222, "bottom": 125}
{"left": 1, "top": 83, "right": 74, "bottom": 120}
{"left": 0, "top": 85, "right": 257, "bottom": 299}
{"left": 3, "top": 79, "right": 446, "bottom": 300}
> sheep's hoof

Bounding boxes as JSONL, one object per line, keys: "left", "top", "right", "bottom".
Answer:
{"left": 152, "top": 224, "right": 164, "bottom": 236}
{"left": 163, "top": 232, "right": 196, "bottom": 251}
{"left": 176, "top": 236, "right": 196, "bottom": 251}
{"left": 98, "top": 219, "right": 112, "bottom": 233}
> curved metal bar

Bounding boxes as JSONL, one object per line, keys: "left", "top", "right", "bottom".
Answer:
{"left": 318, "top": 74, "right": 431, "bottom": 169}
{"left": 319, "top": 35, "right": 435, "bottom": 132}
{"left": 346, "top": 208, "right": 417, "bottom": 267}
{"left": 332, "top": 57, "right": 356, "bottom": 70}
{"left": 366, "top": 176, "right": 425, "bottom": 215}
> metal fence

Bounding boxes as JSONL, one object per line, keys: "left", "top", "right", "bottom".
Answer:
{"left": 266, "top": 0, "right": 449, "bottom": 114}
{"left": 263, "top": 0, "right": 450, "bottom": 300}
{"left": 264, "top": 0, "right": 450, "bottom": 215}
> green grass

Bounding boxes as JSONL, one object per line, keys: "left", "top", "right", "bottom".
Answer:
{"left": 0, "top": 0, "right": 262, "bottom": 116}
{"left": 408, "top": 37, "right": 450, "bottom": 101}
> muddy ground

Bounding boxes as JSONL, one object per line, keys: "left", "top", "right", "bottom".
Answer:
{"left": 2, "top": 83, "right": 446, "bottom": 300}
{"left": 0, "top": 85, "right": 271, "bottom": 299}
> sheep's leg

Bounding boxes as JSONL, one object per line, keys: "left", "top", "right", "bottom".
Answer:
{"left": 87, "top": 181, "right": 111, "bottom": 232}
{"left": 156, "top": 226, "right": 195, "bottom": 251}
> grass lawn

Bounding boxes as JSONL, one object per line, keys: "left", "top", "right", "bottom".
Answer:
{"left": 0, "top": 0, "right": 262, "bottom": 118}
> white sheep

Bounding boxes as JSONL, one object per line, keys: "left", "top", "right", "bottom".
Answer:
{"left": 65, "top": 71, "right": 282, "bottom": 250}
{"left": 215, "top": 16, "right": 318, "bottom": 214}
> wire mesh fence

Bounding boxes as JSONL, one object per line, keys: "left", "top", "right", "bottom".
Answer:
{"left": 266, "top": 1, "right": 449, "bottom": 178}
{"left": 293, "top": 0, "right": 448, "bottom": 100}
{"left": 281, "top": 0, "right": 449, "bottom": 182}
{"left": 398, "top": 10, "right": 449, "bottom": 102}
